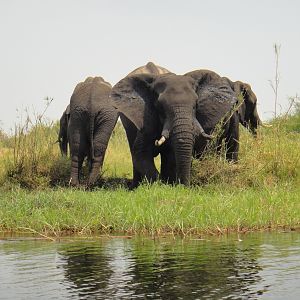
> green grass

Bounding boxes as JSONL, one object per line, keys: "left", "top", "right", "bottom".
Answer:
{"left": 0, "top": 103, "right": 300, "bottom": 236}
{"left": 0, "top": 183, "right": 299, "bottom": 236}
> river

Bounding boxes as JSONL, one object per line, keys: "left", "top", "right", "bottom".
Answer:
{"left": 0, "top": 232, "right": 299, "bottom": 299}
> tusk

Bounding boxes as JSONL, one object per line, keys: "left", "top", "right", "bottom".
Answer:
{"left": 194, "top": 118, "right": 214, "bottom": 140}
{"left": 262, "top": 123, "right": 273, "bottom": 128}
{"left": 201, "top": 132, "right": 214, "bottom": 140}
{"left": 155, "top": 136, "right": 166, "bottom": 147}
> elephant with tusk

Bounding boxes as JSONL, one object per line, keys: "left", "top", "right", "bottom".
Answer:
{"left": 111, "top": 66, "right": 237, "bottom": 188}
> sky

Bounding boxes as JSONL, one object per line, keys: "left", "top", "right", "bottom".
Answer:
{"left": 0, "top": 0, "right": 299, "bottom": 133}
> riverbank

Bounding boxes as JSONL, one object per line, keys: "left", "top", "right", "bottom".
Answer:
{"left": 1, "top": 106, "right": 300, "bottom": 237}
{"left": 1, "top": 183, "right": 299, "bottom": 236}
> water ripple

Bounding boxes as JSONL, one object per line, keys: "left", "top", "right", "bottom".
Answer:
{"left": 0, "top": 232, "right": 300, "bottom": 299}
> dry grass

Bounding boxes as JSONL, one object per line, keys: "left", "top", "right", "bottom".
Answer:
{"left": 0, "top": 101, "right": 299, "bottom": 189}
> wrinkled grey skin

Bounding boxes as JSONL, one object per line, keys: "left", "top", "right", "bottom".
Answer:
{"left": 118, "top": 62, "right": 173, "bottom": 188}
{"left": 58, "top": 104, "right": 70, "bottom": 156}
{"left": 226, "top": 79, "right": 262, "bottom": 136}
{"left": 185, "top": 70, "right": 241, "bottom": 162}
{"left": 69, "top": 77, "right": 118, "bottom": 187}
{"left": 111, "top": 68, "right": 237, "bottom": 188}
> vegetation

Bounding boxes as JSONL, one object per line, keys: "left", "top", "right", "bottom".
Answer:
{"left": 0, "top": 100, "right": 299, "bottom": 236}
{"left": 1, "top": 184, "right": 299, "bottom": 237}
{"left": 0, "top": 44, "right": 299, "bottom": 236}
{"left": 1, "top": 101, "right": 299, "bottom": 190}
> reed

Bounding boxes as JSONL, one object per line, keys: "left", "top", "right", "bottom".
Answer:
{"left": 0, "top": 103, "right": 299, "bottom": 189}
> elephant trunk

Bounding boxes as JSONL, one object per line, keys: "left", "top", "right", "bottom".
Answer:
{"left": 156, "top": 117, "right": 211, "bottom": 147}
{"left": 249, "top": 107, "right": 264, "bottom": 136}
{"left": 172, "top": 115, "right": 194, "bottom": 185}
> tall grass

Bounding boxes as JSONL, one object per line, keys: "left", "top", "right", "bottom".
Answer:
{"left": 1, "top": 105, "right": 300, "bottom": 189}
{"left": 192, "top": 120, "right": 300, "bottom": 187}
{"left": 0, "top": 99, "right": 65, "bottom": 188}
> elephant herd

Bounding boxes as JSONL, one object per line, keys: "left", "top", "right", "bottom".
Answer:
{"left": 58, "top": 62, "right": 264, "bottom": 188}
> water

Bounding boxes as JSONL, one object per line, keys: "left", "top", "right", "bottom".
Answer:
{"left": 0, "top": 232, "right": 299, "bottom": 300}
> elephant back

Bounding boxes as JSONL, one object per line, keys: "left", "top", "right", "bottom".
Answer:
{"left": 128, "top": 62, "right": 171, "bottom": 76}
{"left": 70, "top": 76, "right": 113, "bottom": 116}
{"left": 73, "top": 77, "right": 111, "bottom": 95}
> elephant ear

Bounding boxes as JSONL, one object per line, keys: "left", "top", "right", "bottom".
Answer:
{"left": 110, "top": 74, "right": 159, "bottom": 135}
{"left": 65, "top": 104, "right": 70, "bottom": 115}
{"left": 185, "top": 70, "right": 237, "bottom": 132}
{"left": 233, "top": 81, "right": 257, "bottom": 123}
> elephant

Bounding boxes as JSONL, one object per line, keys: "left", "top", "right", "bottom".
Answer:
{"left": 128, "top": 61, "right": 171, "bottom": 76}
{"left": 224, "top": 79, "right": 263, "bottom": 136}
{"left": 58, "top": 104, "right": 70, "bottom": 156}
{"left": 111, "top": 69, "right": 238, "bottom": 187}
{"left": 117, "top": 62, "right": 172, "bottom": 187}
{"left": 68, "top": 76, "right": 118, "bottom": 187}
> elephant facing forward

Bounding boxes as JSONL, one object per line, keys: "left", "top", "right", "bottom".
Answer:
{"left": 111, "top": 68, "right": 238, "bottom": 188}
{"left": 68, "top": 77, "right": 118, "bottom": 187}
{"left": 117, "top": 62, "right": 173, "bottom": 188}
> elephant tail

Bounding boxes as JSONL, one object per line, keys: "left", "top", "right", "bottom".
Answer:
{"left": 90, "top": 113, "right": 95, "bottom": 160}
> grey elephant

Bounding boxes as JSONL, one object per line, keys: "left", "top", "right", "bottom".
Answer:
{"left": 111, "top": 68, "right": 238, "bottom": 187}
{"left": 227, "top": 80, "right": 264, "bottom": 136}
{"left": 191, "top": 77, "right": 265, "bottom": 160}
{"left": 117, "top": 62, "right": 172, "bottom": 187}
{"left": 58, "top": 104, "right": 70, "bottom": 156}
{"left": 68, "top": 77, "right": 118, "bottom": 187}
{"left": 128, "top": 61, "right": 171, "bottom": 76}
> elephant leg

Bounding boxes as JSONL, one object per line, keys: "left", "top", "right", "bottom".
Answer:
{"left": 88, "top": 153, "right": 105, "bottom": 187}
{"left": 130, "top": 164, "right": 142, "bottom": 189}
{"left": 225, "top": 114, "right": 239, "bottom": 162}
{"left": 120, "top": 115, "right": 141, "bottom": 188}
{"left": 69, "top": 123, "right": 87, "bottom": 186}
{"left": 87, "top": 114, "right": 117, "bottom": 187}
{"left": 131, "top": 133, "right": 158, "bottom": 187}
{"left": 70, "top": 145, "right": 86, "bottom": 187}
{"left": 70, "top": 155, "right": 84, "bottom": 186}
{"left": 160, "top": 149, "right": 176, "bottom": 184}
{"left": 132, "top": 152, "right": 158, "bottom": 186}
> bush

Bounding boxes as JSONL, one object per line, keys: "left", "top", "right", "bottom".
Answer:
{"left": 192, "top": 112, "right": 300, "bottom": 188}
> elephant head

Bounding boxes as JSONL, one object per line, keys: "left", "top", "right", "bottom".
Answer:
{"left": 232, "top": 81, "right": 262, "bottom": 136}
{"left": 58, "top": 104, "right": 70, "bottom": 155}
{"left": 110, "top": 71, "right": 234, "bottom": 186}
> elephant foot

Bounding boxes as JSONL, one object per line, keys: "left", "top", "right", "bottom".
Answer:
{"left": 86, "top": 181, "right": 97, "bottom": 190}
{"left": 69, "top": 177, "right": 80, "bottom": 187}
{"left": 128, "top": 180, "right": 140, "bottom": 190}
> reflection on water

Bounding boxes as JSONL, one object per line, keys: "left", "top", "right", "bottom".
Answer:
{"left": 0, "top": 232, "right": 299, "bottom": 299}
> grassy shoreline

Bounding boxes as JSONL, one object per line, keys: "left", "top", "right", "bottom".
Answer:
{"left": 1, "top": 105, "right": 300, "bottom": 237}
{"left": 1, "top": 183, "right": 299, "bottom": 237}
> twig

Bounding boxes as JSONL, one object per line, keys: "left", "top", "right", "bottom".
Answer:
{"left": 18, "top": 227, "right": 56, "bottom": 241}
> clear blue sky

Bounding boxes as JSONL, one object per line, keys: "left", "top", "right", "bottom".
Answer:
{"left": 1, "top": 0, "right": 299, "bottom": 132}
